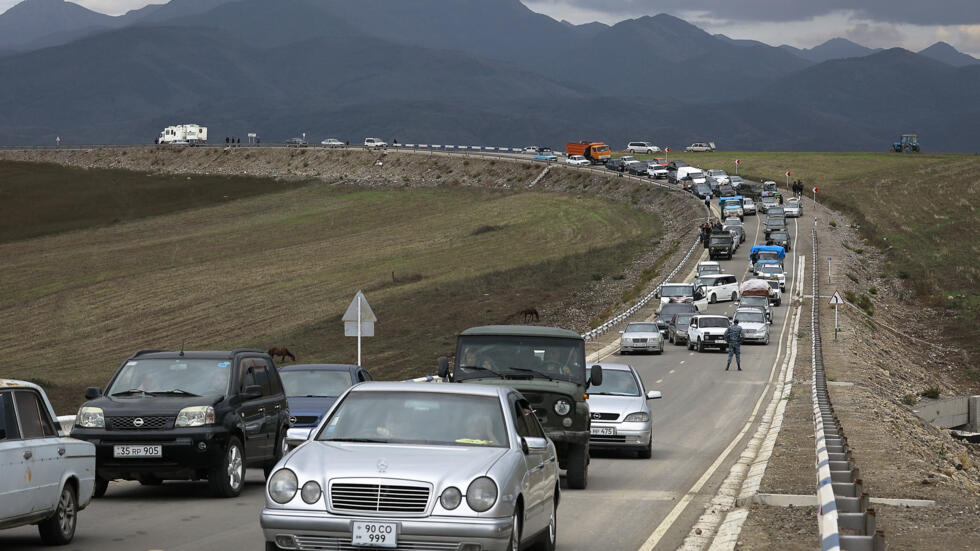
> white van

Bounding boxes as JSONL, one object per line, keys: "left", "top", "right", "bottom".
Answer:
{"left": 627, "top": 141, "right": 661, "bottom": 154}
{"left": 364, "top": 138, "right": 388, "bottom": 148}
{"left": 676, "top": 166, "right": 708, "bottom": 186}
{"left": 695, "top": 274, "right": 740, "bottom": 303}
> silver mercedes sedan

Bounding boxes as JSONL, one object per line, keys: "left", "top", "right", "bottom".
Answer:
{"left": 618, "top": 321, "right": 665, "bottom": 354}
{"left": 586, "top": 364, "right": 662, "bottom": 458}
{"left": 261, "top": 382, "right": 559, "bottom": 551}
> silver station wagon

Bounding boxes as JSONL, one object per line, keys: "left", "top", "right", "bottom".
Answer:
{"left": 261, "top": 382, "right": 560, "bottom": 551}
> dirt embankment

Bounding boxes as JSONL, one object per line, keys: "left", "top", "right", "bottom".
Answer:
{"left": 738, "top": 199, "right": 980, "bottom": 550}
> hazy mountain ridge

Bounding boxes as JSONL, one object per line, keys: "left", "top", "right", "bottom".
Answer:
{"left": 0, "top": 0, "right": 977, "bottom": 151}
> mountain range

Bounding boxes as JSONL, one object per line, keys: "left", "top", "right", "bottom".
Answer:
{"left": 0, "top": 0, "right": 978, "bottom": 151}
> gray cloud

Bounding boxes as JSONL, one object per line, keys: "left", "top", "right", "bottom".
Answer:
{"left": 526, "top": 0, "right": 980, "bottom": 26}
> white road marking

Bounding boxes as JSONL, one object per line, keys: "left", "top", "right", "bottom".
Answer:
{"left": 638, "top": 211, "right": 801, "bottom": 551}
{"left": 669, "top": 369, "right": 676, "bottom": 374}
{"left": 656, "top": 378, "right": 664, "bottom": 384}
{"left": 680, "top": 361, "right": 686, "bottom": 365}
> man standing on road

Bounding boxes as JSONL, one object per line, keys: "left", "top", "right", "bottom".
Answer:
{"left": 724, "top": 319, "right": 744, "bottom": 371}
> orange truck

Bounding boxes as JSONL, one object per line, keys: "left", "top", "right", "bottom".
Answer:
{"left": 565, "top": 141, "right": 611, "bottom": 164}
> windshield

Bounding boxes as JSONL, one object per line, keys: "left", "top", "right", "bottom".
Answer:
{"left": 673, "top": 313, "right": 694, "bottom": 325}
{"left": 699, "top": 317, "right": 730, "bottom": 328}
{"left": 661, "top": 285, "right": 694, "bottom": 297}
{"left": 763, "top": 198, "right": 778, "bottom": 205}
{"left": 758, "top": 252, "right": 780, "bottom": 260}
{"left": 735, "top": 311, "right": 766, "bottom": 324}
{"left": 771, "top": 232, "right": 789, "bottom": 240}
{"left": 625, "top": 323, "right": 657, "bottom": 333}
{"left": 586, "top": 368, "right": 639, "bottom": 396}
{"left": 280, "top": 370, "right": 353, "bottom": 398}
{"left": 317, "top": 391, "right": 508, "bottom": 447}
{"left": 723, "top": 199, "right": 740, "bottom": 206}
{"left": 456, "top": 335, "right": 585, "bottom": 383}
{"left": 761, "top": 266, "right": 782, "bottom": 274}
{"left": 594, "top": 146, "right": 610, "bottom": 153}
{"left": 107, "top": 359, "right": 231, "bottom": 397}
{"left": 710, "top": 236, "right": 732, "bottom": 244}
{"left": 689, "top": 171, "right": 705, "bottom": 179}
{"left": 742, "top": 296, "right": 767, "bottom": 306}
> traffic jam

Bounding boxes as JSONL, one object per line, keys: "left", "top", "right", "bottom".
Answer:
{"left": 1, "top": 146, "right": 798, "bottom": 551}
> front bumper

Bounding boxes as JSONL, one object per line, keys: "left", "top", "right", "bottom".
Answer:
{"left": 589, "top": 421, "right": 651, "bottom": 449}
{"left": 71, "top": 426, "right": 229, "bottom": 480}
{"left": 620, "top": 340, "right": 664, "bottom": 352}
{"left": 697, "top": 335, "right": 728, "bottom": 349}
{"left": 743, "top": 331, "right": 769, "bottom": 343}
{"left": 261, "top": 509, "right": 513, "bottom": 551}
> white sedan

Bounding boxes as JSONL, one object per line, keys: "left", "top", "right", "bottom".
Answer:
{"left": 320, "top": 138, "right": 344, "bottom": 147}
{"left": 566, "top": 155, "right": 590, "bottom": 166}
{"left": 1, "top": 379, "right": 95, "bottom": 545}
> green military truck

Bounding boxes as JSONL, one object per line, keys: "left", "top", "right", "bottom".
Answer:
{"left": 438, "top": 325, "right": 602, "bottom": 489}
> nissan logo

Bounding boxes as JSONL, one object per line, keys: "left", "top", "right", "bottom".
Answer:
{"left": 133, "top": 417, "right": 144, "bottom": 427}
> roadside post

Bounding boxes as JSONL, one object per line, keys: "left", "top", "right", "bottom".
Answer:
{"left": 343, "top": 290, "right": 376, "bottom": 366}
{"left": 665, "top": 146, "right": 670, "bottom": 163}
{"left": 785, "top": 170, "right": 791, "bottom": 190}
{"left": 829, "top": 290, "right": 845, "bottom": 341}
{"left": 813, "top": 186, "right": 819, "bottom": 208}
{"left": 827, "top": 257, "right": 832, "bottom": 284}
{"left": 735, "top": 158, "right": 741, "bottom": 175}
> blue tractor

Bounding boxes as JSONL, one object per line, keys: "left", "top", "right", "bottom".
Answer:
{"left": 892, "top": 134, "right": 920, "bottom": 152}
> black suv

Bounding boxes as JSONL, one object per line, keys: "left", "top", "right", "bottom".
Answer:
{"left": 71, "top": 349, "right": 289, "bottom": 498}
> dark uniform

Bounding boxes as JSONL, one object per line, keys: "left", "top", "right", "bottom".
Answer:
{"left": 724, "top": 321, "right": 744, "bottom": 371}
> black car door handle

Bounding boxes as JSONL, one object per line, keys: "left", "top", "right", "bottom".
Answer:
{"left": 58, "top": 447, "right": 66, "bottom": 456}
{"left": 23, "top": 450, "right": 32, "bottom": 460}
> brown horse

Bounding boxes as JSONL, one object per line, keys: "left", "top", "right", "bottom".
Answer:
{"left": 267, "top": 347, "right": 296, "bottom": 364}
{"left": 519, "top": 307, "right": 540, "bottom": 323}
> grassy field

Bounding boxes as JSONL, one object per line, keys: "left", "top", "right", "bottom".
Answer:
{"left": 622, "top": 150, "right": 980, "bottom": 358}
{"left": 0, "top": 167, "right": 663, "bottom": 412}
{"left": 0, "top": 160, "right": 309, "bottom": 243}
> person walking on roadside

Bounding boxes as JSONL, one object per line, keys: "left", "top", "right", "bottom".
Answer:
{"left": 724, "top": 319, "right": 744, "bottom": 371}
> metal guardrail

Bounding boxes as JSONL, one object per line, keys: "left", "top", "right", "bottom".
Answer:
{"left": 810, "top": 227, "right": 885, "bottom": 551}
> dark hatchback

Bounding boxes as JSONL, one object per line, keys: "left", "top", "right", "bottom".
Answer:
{"left": 278, "top": 364, "right": 371, "bottom": 448}
{"left": 71, "top": 349, "right": 289, "bottom": 498}
{"left": 605, "top": 158, "right": 627, "bottom": 172}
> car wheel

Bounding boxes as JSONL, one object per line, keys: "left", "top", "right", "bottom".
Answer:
{"left": 731, "top": 292, "right": 738, "bottom": 302}
{"left": 264, "top": 428, "right": 289, "bottom": 479}
{"left": 534, "top": 496, "right": 558, "bottom": 551}
{"left": 709, "top": 293, "right": 717, "bottom": 304}
{"left": 565, "top": 444, "right": 588, "bottom": 489}
{"left": 764, "top": 332, "right": 770, "bottom": 345}
{"left": 687, "top": 338, "right": 694, "bottom": 350}
{"left": 508, "top": 509, "right": 522, "bottom": 551}
{"left": 638, "top": 437, "right": 653, "bottom": 459}
{"left": 38, "top": 483, "right": 77, "bottom": 545}
{"left": 209, "top": 436, "right": 245, "bottom": 498}
{"left": 668, "top": 333, "right": 674, "bottom": 344}
{"left": 93, "top": 476, "right": 108, "bottom": 498}
{"left": 697, "top": 338, "right": 704, "bottom": 353}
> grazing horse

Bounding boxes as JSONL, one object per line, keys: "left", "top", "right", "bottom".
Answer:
{"left": 519, "top": 307, "right": 540, "bottom": 323}
{"left": 267, "top": 347, "right": 296, "bottom": 364}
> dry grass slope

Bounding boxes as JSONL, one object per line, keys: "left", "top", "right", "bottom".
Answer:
{"left": 0, "top": 176, "right": 662, "bottom": 411}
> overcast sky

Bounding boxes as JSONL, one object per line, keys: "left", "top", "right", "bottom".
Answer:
{"left": 2, "top": 0, "right": 978, "bottom": 55}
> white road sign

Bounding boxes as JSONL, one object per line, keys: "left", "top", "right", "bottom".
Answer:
{"left": 829, "top": 290, "right": 846, "bottom": 305}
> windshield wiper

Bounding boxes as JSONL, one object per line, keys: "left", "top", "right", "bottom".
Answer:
{"left": 151, "top": 389, "right": 200, "bottom": 397}
{"left": 504, "top": 367, "right": 555, "bottom": 381}
{"left": 111, "top": 388, "right": 149, "bottom": 397}
{"left": 456, "top": 365, "right": 507, "bottom": 379}
{"left": 323, "top": 438, "right": 390, "bottom": 443}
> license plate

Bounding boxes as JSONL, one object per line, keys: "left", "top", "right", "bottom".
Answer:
{"left": 591, "top": 427, "right": 615, "bottom": 436}
{"left": 113, "top": 444, "right": 162, "bottom": 458}
{"left": 352, "top": 521, "right": 397, "bottom": 548}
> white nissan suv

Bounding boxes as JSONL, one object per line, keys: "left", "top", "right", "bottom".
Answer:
{"left": 686, "top": 315, "right": 731, "bottom": 353}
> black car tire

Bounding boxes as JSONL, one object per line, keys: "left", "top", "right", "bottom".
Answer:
{"left": 264, "top": 428, "right": 289, "bottom": 479}
{"left": 508, "top": 509, "right": 522, "bottom": 551}
{"left": 638, "top": 438, "right": 653, "bottom": 459}
{"left": 687, "top": 338, "right": 694, "bottom": 351}
{"left": 266, "top": 542, "right": 283, "bottom": 551}
{"left": 93, "top": 476, "right": 108, "bottom": 498}
{"left": 565, "top": 444, "right": 588, "bottom": 489}
{"left": 731, "top": 292, "right": 738, "bottom": 302}
{"left": 209, "top": 436, "right": 245, "bottom": 498}
{"left": 697, "top": 338, "right": 704, "bottom": 353}
{"left": 38, "top": 483, "right": 77, "bottom": 545}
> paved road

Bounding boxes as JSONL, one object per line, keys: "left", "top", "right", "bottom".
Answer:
{"left": 1, "top": 197, "right": 810, "bottom": 551}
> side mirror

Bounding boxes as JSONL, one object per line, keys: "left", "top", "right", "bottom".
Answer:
{"left": 646, "top": 390, "right": 662, "bottom": 400}
{"left": 437, "top": 357, "right": 450, "bottom": 379}
{"left": 85, "top": 387, "right": 101, "bottom": 400}
{"left": 589, "top": 365, "right": 603, "bottom": 387}
{"left": 524, "top": 436, "right": 548, "bottom": 452}
{"left": 242, "top": 385, "right": 263, "bottom": 400}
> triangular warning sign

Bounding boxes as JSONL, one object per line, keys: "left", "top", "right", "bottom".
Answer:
{"left": 342, "top": 290, "right": 377, "bottom": 322}
{"left": 829, "top": 290, "right": 845, "bottom": 305}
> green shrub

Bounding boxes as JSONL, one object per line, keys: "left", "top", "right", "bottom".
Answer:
{"left": 868, "top": 286, "right": 878, "bottom": 295}
{"left": 591, "top": 273, "right": 604, "bottom": 281}
{"left": 901, "top": 393, "right": 917, "bottom": 405}
{"left": 829, "top": 221, "right": 837, "bottom": 228}
{"left": 921, "top": 387, "right": 941, "bottom": 399}
{"left": 847, "top": 273, "right": 859, "bottom": 283}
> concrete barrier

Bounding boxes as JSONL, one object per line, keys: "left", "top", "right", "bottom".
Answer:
{"left": 913, "top": 395, "right": 980, "bottom": 430}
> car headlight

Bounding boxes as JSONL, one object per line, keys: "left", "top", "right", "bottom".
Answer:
{"left": 175, "top": 406, "right": 215, "bottom": 427}
{"left": 440, "top": 486, "right": 462, "bottom": 510}
{"left": 269, "top": 469, "right": 298, "bottom": 504}
{"left": 466, "top": 477, "right": 498, "bottom": 512}
{"left": 301, "top": 480, "right": 321, "bottom": 504}
{"left": 624, "top": 412, "right": 650, "bottom": 423}
{"left": 76, "top": 406, "right": 104, "bottom": 428}
{"left": 554, "top": 400, "right": 571, "bottom": 416}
